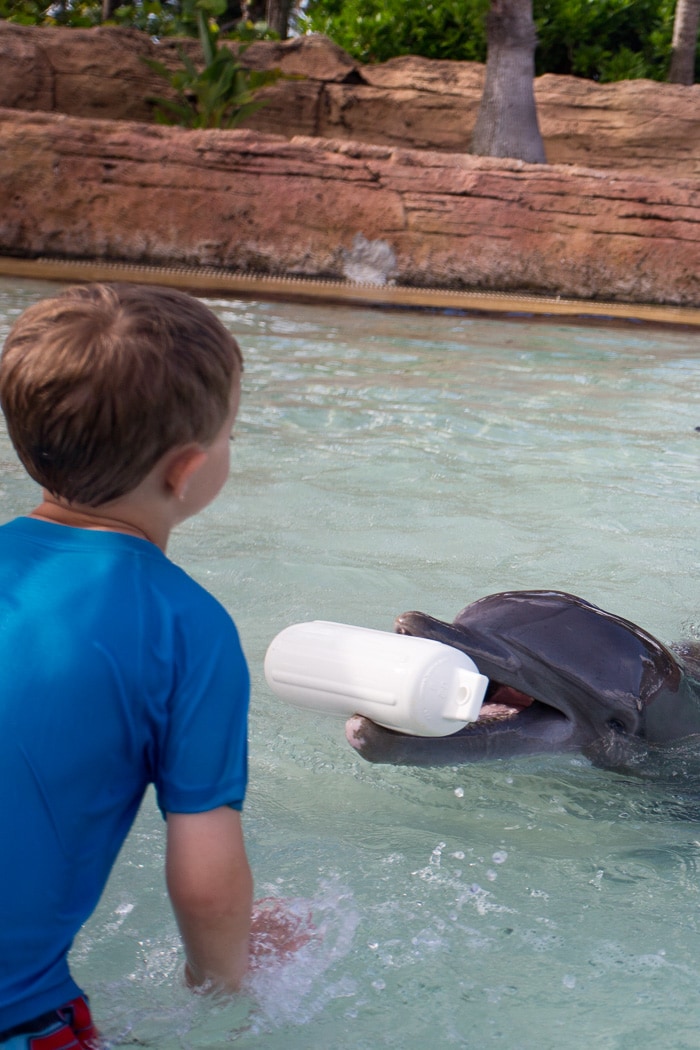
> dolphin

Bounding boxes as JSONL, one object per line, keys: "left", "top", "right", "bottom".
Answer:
{"left": 345, "top": 590, "right": 700, "bottom": 770}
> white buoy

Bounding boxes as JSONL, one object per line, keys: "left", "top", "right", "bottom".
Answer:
{"left": 264, "top": 620, "right": 489, "bottom": 737}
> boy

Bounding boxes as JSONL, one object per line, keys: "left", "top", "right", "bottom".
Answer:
{"left": 0, "top": 283, "right": 294, "bottom": 1048}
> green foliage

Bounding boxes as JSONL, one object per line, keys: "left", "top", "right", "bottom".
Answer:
{"left": 298, "top": 0, "right": 489, "bottom": 64}
{"left": 108, "top": 0, "right": 201, "bottom": 36}
{"left": 0, "top": 0, "right": 101, "bottom": 27}
{"left": 0, "top": 0, "right": 279, "bottom": 38}
{"left": 301, "top": 0, "right": 694, "bottom": 82}
{"left": 144, "top": 5, "right": 280, "bottom": 128}
{"left": 533, "top": 0, "right": 677, "bottom": 81}
{"left": 3, "top": 0, "right": 696, "bottom": 82}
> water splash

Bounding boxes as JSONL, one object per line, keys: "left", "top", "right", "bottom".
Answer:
{"left": 341, "top": 234, "right": 397, "bottom": 286}
{"left": 242, "top": 878, "right": 360, "bottom": 1034}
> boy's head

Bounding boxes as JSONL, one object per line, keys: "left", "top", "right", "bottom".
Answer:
{"left": 0, "top": 283, "right": 242, "bottom": 507}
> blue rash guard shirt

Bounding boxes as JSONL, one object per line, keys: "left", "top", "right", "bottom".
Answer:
{"left": 0, "top": 517, "right": 250, "bottom": 1031}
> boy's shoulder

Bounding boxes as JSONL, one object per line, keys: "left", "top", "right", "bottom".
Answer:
{"left": 0, "top": 516, "right": 234, "bottom": 627}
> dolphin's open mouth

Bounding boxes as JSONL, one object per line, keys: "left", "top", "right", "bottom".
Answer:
{"left": 471, "top": 683, "right": 574, "bottom": 743}
{"left": 393, "top": 617, "right": 577, "bottom": 746}
{"left": 394, "top": 618, "right": 541, "bottom": 724}
{"left": 345, "top": 609, "right": 602, "bottom": 764}
{"left": 480, "top": 682, "right": 534, "bottom": 721}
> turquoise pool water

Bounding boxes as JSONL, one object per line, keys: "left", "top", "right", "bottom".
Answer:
{"left": 1, "top": 278, "right": 699, "bottom": 1049}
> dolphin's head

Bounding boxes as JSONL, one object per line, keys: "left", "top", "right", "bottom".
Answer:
{"left": 346, "top": 591, "right": 693, "bottom": 768}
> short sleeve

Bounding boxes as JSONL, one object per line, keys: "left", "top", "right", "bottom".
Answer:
{"left": 152, "top": 593, "right": 250, "bottom": 816}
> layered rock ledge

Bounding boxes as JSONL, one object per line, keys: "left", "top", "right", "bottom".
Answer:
{"left": 2, "top": 23, "right": 699, "bottom": 175}
{"left": 1, "top": 25, "right": 699, "bottom": 306}
{"left": 2, "top": 108, "right": 698, "bottom": 306}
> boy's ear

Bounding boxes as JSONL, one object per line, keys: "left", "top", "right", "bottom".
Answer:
{"left": 163, "top": 446, "right": 208, "bottom": 500}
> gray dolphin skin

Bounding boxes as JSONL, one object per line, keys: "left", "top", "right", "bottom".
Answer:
{"left": 345, "top": 590, "right": 700, "bottom": 769}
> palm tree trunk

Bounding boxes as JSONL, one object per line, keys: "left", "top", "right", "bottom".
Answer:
{"left": 102, "top": 0, "right": 124, "bottom": 17}
{"left": 266, "top": 0, "right": 293, "bottom": 38}
{"left": 471, "top": 0, "right": 546, "bottom": 164}
{"left": 668, "top": 0, "right": 700, "bottom": 84}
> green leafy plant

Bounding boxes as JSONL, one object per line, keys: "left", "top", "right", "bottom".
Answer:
{"left": 107, "top": 0, "right": 195, "bottom": 36}
{"left": 299, "top": 0, "right": 489, "bottom": 64}
{"left": 533, "top": 0, "right": 677, "bottom": 80}
{"left": 301, "top": 0, "right": 691, "bottom": 82}
{"left": 0, "top": 0, "right": 101, "bottom": 26}
{"left": 0, "top": 0, "right": 279, "bottom": 39}
{"left": 143, "top": 2, "right": 280, "bottom": 129}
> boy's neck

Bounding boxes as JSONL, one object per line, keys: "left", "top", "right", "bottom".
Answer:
{"left": 30, "top": 494, "right": 164, "bottom": 549}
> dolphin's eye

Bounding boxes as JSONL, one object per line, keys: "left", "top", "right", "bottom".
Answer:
{"left": 607, "top": 718, "right": 626, "bottom": 733}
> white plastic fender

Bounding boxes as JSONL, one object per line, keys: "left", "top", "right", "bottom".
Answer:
{"left": 264, "top": 620, "right": 489, "bottom": 737}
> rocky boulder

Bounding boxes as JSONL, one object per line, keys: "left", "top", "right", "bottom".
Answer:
{"left": 1, "top": 23, "right": 699, "bottom": 175}
{"left": 1, "top": 108, "right": 697, "bottom": 306}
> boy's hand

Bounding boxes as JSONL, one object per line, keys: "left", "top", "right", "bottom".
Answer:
{"left": 249, "top": 897, "right": 316, "bottom": 969}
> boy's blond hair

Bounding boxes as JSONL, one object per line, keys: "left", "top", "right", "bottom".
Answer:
{"left": 0, "top": 283, "right": 242, "bottom": 507}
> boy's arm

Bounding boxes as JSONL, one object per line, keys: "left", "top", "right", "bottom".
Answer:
{"left": 165, "top": 806, "right": 253, "bottom": 992}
